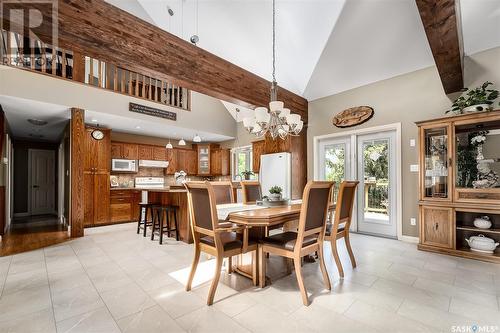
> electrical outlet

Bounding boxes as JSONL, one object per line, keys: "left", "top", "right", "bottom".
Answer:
{"left": 410, "top": 218, "right": 416, "bottom": 226}
{"left": 410, "top": 164, "right": 419, "bottom": 172}
{"left": 410, "top": 139, "right": 416, "bottom": 147}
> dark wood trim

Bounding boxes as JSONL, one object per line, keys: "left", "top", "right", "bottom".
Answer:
{"left": 415, "top": 0, "right": 464, "bottom": 94}
{"left": 70, "top": 108, "right": 85, "bottom": 237}
{"left": 0, "top": 0, "right": 308, "bottom": 121}
{"left": 0, "top": 108, "right": 5, "bottom": 236}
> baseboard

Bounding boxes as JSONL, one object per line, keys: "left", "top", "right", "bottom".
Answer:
{"left": 399, "top": 235, "right": 419, "bottom": 243}
{"left": 13, "top": 212, "right": 30, "bottom": 218}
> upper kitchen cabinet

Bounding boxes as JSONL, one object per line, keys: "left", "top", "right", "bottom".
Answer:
{"left": 165, "top": 148, "right": 177, "bottom": 175}
{"left": 210, "top": 148, "right": 230, "bottom": 176}
{"left": 111, "top": 142, "right": 138, "bottom": 160}
{"left": 176, "top": 149, "right": 197, "bottom": 175}
{"left": 138, "top": 145, "right": 153, "bottom": 160}
{"left": 197, "top": 145, "right": 211, "bottom": 175}
{"left": 153, "top": 146, "right": 167, "bottom": 161}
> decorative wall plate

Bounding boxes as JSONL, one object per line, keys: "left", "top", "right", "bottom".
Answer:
{"left": 332, "top": 106, "right": 374, "bottom": 128}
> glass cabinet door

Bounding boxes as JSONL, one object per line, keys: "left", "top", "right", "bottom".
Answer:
{"left": 421, "top": 125, "right": 451, "bottom": 200}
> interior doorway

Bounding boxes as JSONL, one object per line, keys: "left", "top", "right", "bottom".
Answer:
{"left": 314, "top": 124, "right": 402, "bottom": 239}
{"left": 29, "top": 149, "right": 56, "bottom": 215}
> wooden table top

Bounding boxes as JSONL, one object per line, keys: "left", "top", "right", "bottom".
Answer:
{"left": 227, "top": 203, "right": 335, "bottom": 227}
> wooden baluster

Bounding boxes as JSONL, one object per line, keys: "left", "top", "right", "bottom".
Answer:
{"left": 41, "top": 42, "right": 46, "bottom": 73}
{"left": 51, "top": 47, "right": 56, "bottom": 75}
{"left": 89, "top": 58, "right": 93, "bottom": 85}
{"left": 30, "top": 39, "right": 35, "bottom": 70}
{"left": 176, "top": 84, "right": 180, "bottom": 107}
{"left": 128, "top": 70, "right": 132, "bottom": 95}
{"left": 97, "top": 60, "right": 101, "bottom": 87}
{"left": 62, "top": 51, "right": 67, "bottom": 78}
{"left": 135, "top": 73, "right": 140, "bottom": 97}
{"left": 113, "top": 67, "right": 117, "bottom": 91}
{"left": 141, "top": 75, "right": 145, "bottom": 97}
{"left": 6, "top": 31, "right": 11, "bottom": 66}
{"left": 121, "top": 69, "right": 126, "bottom": 94}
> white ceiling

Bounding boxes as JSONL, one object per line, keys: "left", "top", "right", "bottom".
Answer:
{"left": 107, "top": 0, "right": 500, "bottom": 102}
{"left": 0, "top": 95, "right": 234, "bottom": 142}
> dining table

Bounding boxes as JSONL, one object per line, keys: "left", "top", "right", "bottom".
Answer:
{"left": 216, "top": 201, "right": 335, "bottom": 286}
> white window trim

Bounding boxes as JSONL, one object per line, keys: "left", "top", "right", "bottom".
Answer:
{"left": 231, "top": 145, "right": 253, "bottom": 181}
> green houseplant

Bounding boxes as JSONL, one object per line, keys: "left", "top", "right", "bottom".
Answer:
{"left": 268, "top": 185, "right": 283, "bottom": 201}
{"left": 241, "top": 170, "right": 254, "bottom": 180}
{"left": 448, "top": 81, "right": 499, "bottom": 114}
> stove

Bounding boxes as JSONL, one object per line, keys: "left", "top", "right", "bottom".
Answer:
{"left": 134, "top": 177, "right": 165, "bottom": 188}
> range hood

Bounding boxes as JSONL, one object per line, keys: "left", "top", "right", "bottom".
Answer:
{"left": 138, "top": 160, "right": 169, "bottom": 168}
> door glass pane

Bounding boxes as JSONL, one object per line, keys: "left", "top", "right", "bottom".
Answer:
{"left": 423, "top": 127, "right": 448, "bottom": 198}
{"left": 324, "top": 143, "right": 345, "bottom": 201}
{"left": 362, "top": 139, "right": 389, "bottom": 224}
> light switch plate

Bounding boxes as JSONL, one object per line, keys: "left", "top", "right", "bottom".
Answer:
{"left": 410, "top": 218, "right": 417, "bottom": 226}
{"left": 410, "top": 139, "right": 416, "bottom": 147}
{"left": 410, "top": 164, "right": 419, "bottom": 172}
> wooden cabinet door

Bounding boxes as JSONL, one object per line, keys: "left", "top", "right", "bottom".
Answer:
{"left": 420, "top": 206, "right": 454, "bottom": 249}
{"left": 122, "top": 143, "right": 138, "bottom": 159}
{"left": 220, "top": 149, "right": 230, "bottom": 176}
{"left": 153, "top": 146, "right": 167, "bottom": 161}
{"left": 93, "top": 172, "right": 110, "bottom": 225}
{"left": 210, "top": 149, "right": 221, "bottom": 175}
{"left": 176, "top": 150, "right": 186, "bottom": 172}
{"left": 84, "top": 129, "right": 97, "bottom": 171}
{"left": 165, "top": 149, "right": 177, "bottom": 175}
{"left": 111, "top": 142, "right": 123, "bottom": 159}
{"left": 252, "top": 141, "right": 265, "bottom": 173}
{"left": 138, "top": 145, "right": 153, "bottom": 160}
{"left": 186, "top": 150, "right": 198, "bottom": 175}
{"left": 83, "top": 171, "right": 94, "bottom": 227}
{"left": 95, "top": 132, "right": 111, "bottom": 172}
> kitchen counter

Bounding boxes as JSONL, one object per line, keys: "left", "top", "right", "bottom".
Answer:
{"left": 110, "top": 186, "right": 187, "bottom": 193}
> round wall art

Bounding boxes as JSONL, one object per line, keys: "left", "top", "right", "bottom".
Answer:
{"left": 332, "top": 106, "right": 374, "bottom": 128}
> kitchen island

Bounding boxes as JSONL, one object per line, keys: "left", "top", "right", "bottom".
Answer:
{"left": 110, "top": 186, "right": 192, "bottom": 243}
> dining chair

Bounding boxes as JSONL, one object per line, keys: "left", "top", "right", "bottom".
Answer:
{"left": 184, "top": 181, "right": 258, "bottom": 305}
{"left": 240, "top": 180, "right": 262, "bottom": 204}
{"left": 258, "top": 180, "right": 334, "bottom": 306}
{"left": 324, "top": 181, "right": 359, "bottom": 278}
{"left": 210, "top": 181, "right": 235, "bottom": 204}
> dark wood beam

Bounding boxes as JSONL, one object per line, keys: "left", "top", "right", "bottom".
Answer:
{"left": 70, "top": 107, "right": 85, "bottom": 238}
{"left": 1, "top": 0, "right": 308, "bottom": 121}
{"left": 415, "top": 0, "right": 464, "bottom": 94}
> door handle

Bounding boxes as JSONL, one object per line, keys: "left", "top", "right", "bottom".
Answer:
{"left": 33, "top": 185, "right": 39, "bottom": 188}
{"left": 434, "top": 223, "right": 439, "bottom": 230}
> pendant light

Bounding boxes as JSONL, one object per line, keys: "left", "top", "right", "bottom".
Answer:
{"left": 193, "top": 134, "right": 202, "bottom": 142}
{"left": 242, "top": 0, "right": 303, "bottom": 140}
{"left": 178, "top": 138, "right": 186, "bottom": 146}
{"left": 166, "top": 140, "right": 173, "bottom": 149}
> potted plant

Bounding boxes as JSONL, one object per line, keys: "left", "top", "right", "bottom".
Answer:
{"left": 447, "top": 81, "right": 499, "bottom": 114}
{"left": 241, "top": 170, "right": 254, "bottom": 180}
{"left": 268, "top": 185, "right": 283, "bottom": 201}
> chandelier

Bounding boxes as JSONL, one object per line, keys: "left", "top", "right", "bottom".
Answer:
{"left": 242, "top": 0, "right": 303, "bottom": 140}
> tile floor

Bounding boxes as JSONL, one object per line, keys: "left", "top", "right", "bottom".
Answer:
{"left": 0, "top": 222, "right": 498, "bottom": 333}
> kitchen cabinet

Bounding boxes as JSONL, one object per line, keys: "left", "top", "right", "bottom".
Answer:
{"left": 138, "top": 145, "right": 153, "bottom": 160}
{"left": 153, "top": 146, "right": 167, "bottom": 161}
{"left": 111, "top": 142, "right": 138, "bottom": 159}
{"left": 419, "top": 206, "right": 453, "bottom": 249}
{"left": 84, "top": 127, "right": 111, "bottom": 227}
{"left": 252, "top": 140, "right": 265, "bottom": 173}
{"left": 177, "top": 149, "right": 197, "bottom": 175}
{"left": 210, "top": 148, "right": 230, "bottom": 176}
{"left": 165, "top": 148, "right": 177, "bottom": 175}
{"left": 197, "top": 145, "right": 211, "bottom": 175}
{"left": 110, "top": 190, "right": 141, "bottom": 223}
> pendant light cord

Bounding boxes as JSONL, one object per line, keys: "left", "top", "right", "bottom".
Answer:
{"left": 272, "top": 0, "right": 276, "bottom": 83}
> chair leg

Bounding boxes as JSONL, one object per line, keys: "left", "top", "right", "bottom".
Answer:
{"left": 331, "top": 238, "right": 344, "bottom": 278}
{"left": 227, "top": 256, "right": 233, "bottom": 274}
{"left": 151, "top": 210, "right": 158, "bottom": 241}
{"left": 293, "top": 257, "right": 309, "bottom": 306}
{"left": 165, "top": 209, "right": 171, "bottom": 238}
{"left": 258, "top": 246, "right": 266, "bottom": 288}
{"left": 317, "top": 243, "right": 331, "bottom": 290}
{"left": 173, "top": 209, "right": 180, "bottom": 241}
{"left": 207, "top": 255, "right": 223, "bottom": 305}
{"left": 159, "top": 211, "right": 164, "bottom": 245}
{"left": 344, "top": 232, "right": 357, "bottom": 268}
{"left": 186, "top": 246, "right": 201, "bottom": 291}
{"left": 143, "top": 207, "right": 148, "bottom": 237}
{"left": 136, "top": 207, "right": 141, "bottom": 234}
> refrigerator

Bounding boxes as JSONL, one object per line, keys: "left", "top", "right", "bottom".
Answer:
{"left": 259, "top": 152, "right": 292, "bottom": 199}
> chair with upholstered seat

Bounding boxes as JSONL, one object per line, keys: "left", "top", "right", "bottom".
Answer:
{"left": 184, "top": 181, "right": 258, "bottom": 305}
{"left": 324, "top": 181, "right": 359, "bottom": 278}
{"left": 258, "top": 180, "right": 334, "bottom": 306}
{"left": 240, "top": 181, "right": 262, "bottom": 204}
{"left": 210, "top": 181, "right": 235, "bottom": 204}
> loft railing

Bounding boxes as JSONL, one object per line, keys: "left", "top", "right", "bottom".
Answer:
{"left": 0, "top": 29, "right": 190, "bottom": 111}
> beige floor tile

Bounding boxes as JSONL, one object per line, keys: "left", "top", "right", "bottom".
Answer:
{"left": 51, "top": 284, "right": 104, "bottom": 322}
{"left": 148, "top": 282, "right": 206, "bottom": 319}
{"left": 129, "top": 266, "right": 177, "bottom": 291}
{"left": 389, "top": 262, "right": 455, "bottom": 284}
{"left": 345, "top": 300, "right": 438, "bottom": 332}
{"left": 177, "top": 306, "right": 249, "bottom": 333}
{"left": 0, "top": 308, "right": 55, "bottom": 333}
{"left": 0, "top": 285, "right": 52, "bottom": 322}
{"left": 117, "top": 304, "right": 185, "bottom": 333}
{"left": 449, "top": 298, "right": 500, "bottom": 326}
{"left": 48, "top": 268, "right": 93, "bottom": 294}
{"left": 100, "top": 282, "right": 156, "bottom": 320}
{"left": 2, "top": 268, "right": 48, "bottom": 296}
{"left": 56, "top": 307, "right": 121, "bottom": 333}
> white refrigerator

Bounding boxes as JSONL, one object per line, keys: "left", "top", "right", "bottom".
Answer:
{"left": 259, "top": 152, "right": 292, "bottom": 199}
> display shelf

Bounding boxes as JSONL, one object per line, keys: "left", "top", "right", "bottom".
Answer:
{"left": 456, "top": 226, "right": 500, "bottom": 235}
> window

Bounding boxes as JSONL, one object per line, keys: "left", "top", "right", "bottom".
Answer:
{"left": 232, "top": 146, "right": 253, "bottom": 181}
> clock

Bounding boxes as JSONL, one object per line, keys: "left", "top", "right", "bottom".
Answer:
{"left": 91, "top": 129, "right": 105, "bottom": 140}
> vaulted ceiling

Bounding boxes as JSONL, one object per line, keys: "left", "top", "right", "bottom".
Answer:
{"left": 106, "top": 0, "right": 500, "bottom": 102}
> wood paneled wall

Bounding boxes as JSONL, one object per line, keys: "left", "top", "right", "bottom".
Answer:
{"left": 70, "top": 108, "right": 85, "bottom": 237}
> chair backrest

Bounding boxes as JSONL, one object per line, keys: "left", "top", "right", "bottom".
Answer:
{"left": 184, "top": 181, "right": 220, "bottom": 239}
{"left": 240, "top": 181, "right": 262, "bottom": 204}
{"left": 333, "top": 181, "right": 359, "bottom": 230}
{"left": 210, "top": 181, "right": 235, "bottom": 204}
{"left": 296, "top": 181, "right": 334, "bottom": 250}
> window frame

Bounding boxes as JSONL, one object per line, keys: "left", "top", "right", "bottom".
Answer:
{"left": 231, "top": 145, "right": 253, "bottom": 181}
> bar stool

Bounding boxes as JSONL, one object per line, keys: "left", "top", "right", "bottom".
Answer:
{"left": 151, "top": 205, "right": 180, "bottom": 244}
{"left": 137, "top": 203, "right": 156, "bottom": 237}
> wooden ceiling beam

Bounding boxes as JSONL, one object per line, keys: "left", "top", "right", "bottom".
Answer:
{"left": 415, "top": 0, "right": 464, "bottom": 94}
{"left": 1, "top": 0, "right": 307, "bottom": 121}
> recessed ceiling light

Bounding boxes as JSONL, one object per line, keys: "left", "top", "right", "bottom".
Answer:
{"left": 135, "top": 126, "right": 141, "bottom": 129}
{"left": 27, "top": 118, "right": 48, "bottom": 126}
{"left": 91, "top": 119, "right": 98, "bottom": 123}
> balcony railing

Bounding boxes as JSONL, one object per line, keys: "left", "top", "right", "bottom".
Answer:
{"left": 0, "top": 29, "right": 190, "bottom": 111}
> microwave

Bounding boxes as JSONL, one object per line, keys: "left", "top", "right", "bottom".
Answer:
{"left": 111, "top": 159, "right": 137, "bottom": 172}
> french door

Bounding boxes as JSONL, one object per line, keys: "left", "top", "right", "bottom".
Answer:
{"left": 318, "top": 129, "right": 398, "bottom": 238}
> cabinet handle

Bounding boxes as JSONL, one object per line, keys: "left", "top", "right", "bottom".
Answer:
{"left": 434, "top": 223, "right": 439, "bottom": 230}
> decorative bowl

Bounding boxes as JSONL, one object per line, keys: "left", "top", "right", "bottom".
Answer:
{"left": 473, "top": 216, "right": 492, "bottom": 229}
{"left": 465, "top": 234, "right": 499, "bottom": 254}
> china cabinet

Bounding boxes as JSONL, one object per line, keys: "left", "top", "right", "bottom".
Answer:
{"left": 417, "top": 110, "right": 500, "bottom": 262}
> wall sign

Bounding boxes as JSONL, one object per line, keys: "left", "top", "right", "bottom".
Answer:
{"left": 129, "top": 102, "right": 177, "bottom": 121}
{"left": 332, "top": 106, "right": 374, "bottom": 128}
